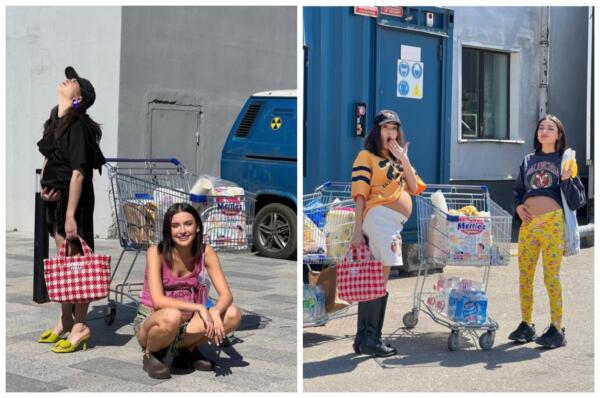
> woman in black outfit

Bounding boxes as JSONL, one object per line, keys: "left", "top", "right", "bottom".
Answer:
{"left": 36, "top": 66, "right": 106, "bottom": 353}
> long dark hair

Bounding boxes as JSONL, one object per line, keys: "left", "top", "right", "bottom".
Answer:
{"left": 158, "top": 203, "right": 204, "bottom": 265}
{"left": 533, "top": 114, "right": 567, "bottom": 154}
{"left": 42, "top": 105, "right": 102, "bottom": 143}
{"left": 364, "top": 123, "right": 405, "bottom": 160}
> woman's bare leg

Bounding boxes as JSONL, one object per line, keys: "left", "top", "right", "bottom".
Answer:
{"left": 138, "top": 308, "right": 182, "bottom": 353}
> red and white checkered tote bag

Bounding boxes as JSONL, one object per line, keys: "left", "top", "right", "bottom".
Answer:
{"left": 43, "top": 236, "right": 111, "bottom": 303}
{"left": 336, "top": 244, "right": 385, "bottom": 303}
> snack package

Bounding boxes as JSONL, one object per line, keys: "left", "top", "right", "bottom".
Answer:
{"left": 562, "top": 148, "right": 578, "bottom": 178}
{"left": 324, "top": 207, "right": 355, "bottom": 260}
{"left": 304, "top": 216, "right": 326, "bottom": 254}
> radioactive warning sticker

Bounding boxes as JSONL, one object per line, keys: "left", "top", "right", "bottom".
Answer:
{"left": 271, "top": 116, "right": 282, "bottom": 130}
{"left": 397, "top": 59, "right": 424, "bottom": 100}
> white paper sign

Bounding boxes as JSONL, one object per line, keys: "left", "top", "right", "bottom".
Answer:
{"left": 397, "top": 59, "right": 424, "bottom": 100}
{"left": 401, "top": 45, "right": 421, "bottom": 62}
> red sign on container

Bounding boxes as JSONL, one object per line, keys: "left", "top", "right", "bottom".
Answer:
{"left": 380, "top": 7, "right": 404, "bottom": 17}
{"left": 354, "top": 6, "right": 378, "bottom": 18}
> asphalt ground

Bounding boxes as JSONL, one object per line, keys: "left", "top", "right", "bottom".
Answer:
{"left": 5, "top": 231, "right": 297, "bottom": 392}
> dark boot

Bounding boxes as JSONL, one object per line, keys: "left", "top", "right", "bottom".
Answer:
{"left": 352, "top": 301, "right": 369, "bottom": 354}
{"left": 173, "top": 347, "right": 215, "bottom": 371}
{"left": 359, "top": 293, "right": 397, "bottom": 357}
{"left": 376, "top": 292, "right": 396, "bottom": 353}
{"left": 142, "top": 348, "right": 171, "bottom": 379}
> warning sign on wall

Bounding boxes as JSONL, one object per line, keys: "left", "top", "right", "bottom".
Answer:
{"left": 397, "top": 59, "right": 424, "bottom": 100}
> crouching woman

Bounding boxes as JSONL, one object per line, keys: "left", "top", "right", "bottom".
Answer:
{"left": 134, "top": 203, "right": 242, "bottom": 379}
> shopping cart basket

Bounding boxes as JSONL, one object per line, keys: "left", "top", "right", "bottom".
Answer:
{"left": 104, "top": 158, "right": 255, "bottom": 325}
{"left": 401, "top": 184, "right": 511, "bottom": 351}
{"left": 303, "top": 181, "right": 355, "bottom": 327}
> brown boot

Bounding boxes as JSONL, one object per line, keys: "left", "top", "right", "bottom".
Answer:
{"left": 142, "top": 349, "right": 171, "bottom": 379}
{"left": 173, "top": 348, "right": 215, "bottom": 372}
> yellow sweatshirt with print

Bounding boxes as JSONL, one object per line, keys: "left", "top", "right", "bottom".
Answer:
{"left": 351, "top": 150, "right": 425, "bottom": 214}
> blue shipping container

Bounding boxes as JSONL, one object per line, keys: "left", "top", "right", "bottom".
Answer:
{"left": 303, "top": 6, "right": 454, "bottom": 243}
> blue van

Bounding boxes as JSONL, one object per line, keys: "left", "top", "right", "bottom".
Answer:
{"left": 221, "top": 90, "right": 297, "bottom": 259}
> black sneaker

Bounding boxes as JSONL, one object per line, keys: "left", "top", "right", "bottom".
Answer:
{"left": 535, "top": 325, "right": 566, "bottom": 348}
{"left": 508, "top": 321, "right": 537, "bottom": 343}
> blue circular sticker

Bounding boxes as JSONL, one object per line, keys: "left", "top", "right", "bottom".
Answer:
{"left": 398, "top": 80, "right": 409, "bottom": 96}
{"left": 412, "top": 63, "right": 423, "bottom": 79}
{"left": 398, "top": 61, "right": 410, "bottom": 77}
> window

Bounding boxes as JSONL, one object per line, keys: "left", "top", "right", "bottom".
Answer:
{"left": 461, "top": 47, "right": 510, "bottom": 140}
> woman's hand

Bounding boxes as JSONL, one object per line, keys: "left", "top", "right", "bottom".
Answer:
{"left": 389, "top": 141, "right": 411, "bottom": 166}
{"left": 196, "top": 304, "right": 214, "bottom": 340}
{"left": 209, "top": 307, "right": 225, "bottom": 345}
{"left": 41, "top": 187, "right": 61, "bottom": 202}
{"left": 64, "top": 215, "right": 78, "bottom": 241}
{"left": 351, "top": 230, "right": 365, "bottom": 249}
{"left": 516, "top": 204, "right": 533, "bottom": 224}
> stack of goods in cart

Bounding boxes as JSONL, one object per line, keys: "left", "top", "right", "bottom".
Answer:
{"left": 427, "top": 276, "right": 488, "bottom": 325}
{"left": 190, "top": 175, "right": 248, "bottom": 248}
{"left": 428, "top": 190, "right": 502, "bottom": 266}
{"left": 303, "top": 198, "right": 355, "bottom": 263}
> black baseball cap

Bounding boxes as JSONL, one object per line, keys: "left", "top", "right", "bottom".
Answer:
{"left": 65, "top": 66, "right": 96, "bottom": 111}
{"left": 374, "top": 109, "right": 401, "bottom": 126}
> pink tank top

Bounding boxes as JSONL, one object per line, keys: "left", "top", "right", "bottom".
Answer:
{"left": 139, "top": 247, "right": 206, "bottom": 308}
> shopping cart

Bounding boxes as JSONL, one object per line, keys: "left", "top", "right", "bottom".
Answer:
{"left": 401, "top": 184, "right": 511, "bottom": 351}
{"left": 104, "top": 158, "right": 255, "bottom": 325}
{"left": 303, "top": 181, "right": 355, "bottom": 327}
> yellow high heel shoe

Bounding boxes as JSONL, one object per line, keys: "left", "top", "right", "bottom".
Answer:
{"left": 51, "top": 335, "right": 90, "bottom": 353}
{"left": 38, "top": 329, "right": 65, "bottom": 344}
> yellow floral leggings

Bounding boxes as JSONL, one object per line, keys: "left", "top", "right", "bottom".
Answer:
{"left": 518, "top": 208, "right": 565, "bottom": 328}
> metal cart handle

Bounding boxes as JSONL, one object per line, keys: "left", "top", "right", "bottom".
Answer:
{"left": 105, "top": 158, "right": 182, "bottom": 165}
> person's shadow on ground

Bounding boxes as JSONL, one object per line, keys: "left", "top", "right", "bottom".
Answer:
{"left": 303, "top": 327, "right": 544, "bottom": 378}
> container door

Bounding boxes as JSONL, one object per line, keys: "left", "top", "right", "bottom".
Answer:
{"left": 375, "top": 24, "right": 444, "bottom": 241}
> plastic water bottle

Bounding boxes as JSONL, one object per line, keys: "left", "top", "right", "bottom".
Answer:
{"left": 303, "top": 285, "right": 317, "bottom": 324}
{"left": 314, "top": 285, "right": 328, "bottom": 324}
{"left": 452, "top": 290, "right": 488, "bottom": 325}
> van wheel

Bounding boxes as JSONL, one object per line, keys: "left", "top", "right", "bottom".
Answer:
{"left": 253, "top": 203, "right": 296, "bottom": 259}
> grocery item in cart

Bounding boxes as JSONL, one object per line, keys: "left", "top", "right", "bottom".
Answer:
{"left": 304, "top": 198, "right": 326, "bottom": 228}
{"left": 446, "top": 214, "right": 492, "bottom": 265}
{"left": 202, "top": 206, "right": 247, "bottom": 247}
{"left": 304, "top": 215, "right": 326, "bottom": 254}
{"left": 448, "top": 289, "right": 488, "bottom": 325}
{"left": 303, "top": 284, "right": 327, "bottom": 324}
{"left": 324, "top": 207, "right": 355, "bottom": 260}
{"left": 427, "top": 190, "right": 449, "bottom": 264}
{"left": 122, "top": 200, "right": 157, "bottom": 244}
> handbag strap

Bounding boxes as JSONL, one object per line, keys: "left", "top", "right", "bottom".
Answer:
{"left": 199, "top": 244, "right": 206, "bottom": 284}
{"left": 343, "top": 244, "right": 372, "bottom": 262}
{"left": 58, "top": 235, "right": 94, "bottom": 258}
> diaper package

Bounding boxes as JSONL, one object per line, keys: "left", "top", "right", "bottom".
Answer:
{"left": 446, "top": 214, "right": 492, "bottom": 265}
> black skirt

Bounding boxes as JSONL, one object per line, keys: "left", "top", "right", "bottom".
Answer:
{"left": 45, "top": 188, "right": 95, "bottom": 252}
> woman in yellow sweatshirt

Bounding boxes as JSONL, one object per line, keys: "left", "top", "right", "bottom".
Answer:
{"left": 350, "top": 109, "right": 425, "bottom": 357}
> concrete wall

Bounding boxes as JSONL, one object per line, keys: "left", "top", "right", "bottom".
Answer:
{"left": 548, "top": 6, "right": 590, "bottom": 176}
{"left": 117, "top": 6, "right": 297, "bottom": 176}
{"left": 450, "top": 6, "right": 541, "bottom": 182}
{"left": 6, "top": 7, "right": 121, "bottom": 236}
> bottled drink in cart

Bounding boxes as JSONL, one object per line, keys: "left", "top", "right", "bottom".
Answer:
{"left": 303, "top": 285, "right": 317, "bottom": 324}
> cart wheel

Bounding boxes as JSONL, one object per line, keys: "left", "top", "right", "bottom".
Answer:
{"left": 402, "top": 311, "right": 418, "bottom": 329}
{"left": 479, "top": 331, "right": 495, "bottom": 350}
{"left": 104, "top": 302, "right": 117, "bottom": 326}
{"left": 448, "top": 331, "right": 460, "bottom": 351}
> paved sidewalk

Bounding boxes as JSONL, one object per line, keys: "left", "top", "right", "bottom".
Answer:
{"left": 304, "top": 244, "right": 594, "bottom": 392}
{"left": 5, "top": 231, "right": 297, "bottom": 392}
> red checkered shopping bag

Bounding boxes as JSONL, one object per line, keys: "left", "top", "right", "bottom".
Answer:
{"left": 43, "top": 236, "right": 111, "bottom": 303}
{"left": 336, "top": 244, "right": 385, "bottom": 303}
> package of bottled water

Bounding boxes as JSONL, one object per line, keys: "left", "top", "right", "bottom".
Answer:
{"left": 303, "top": 284, "right": 317, "bottom": 324}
